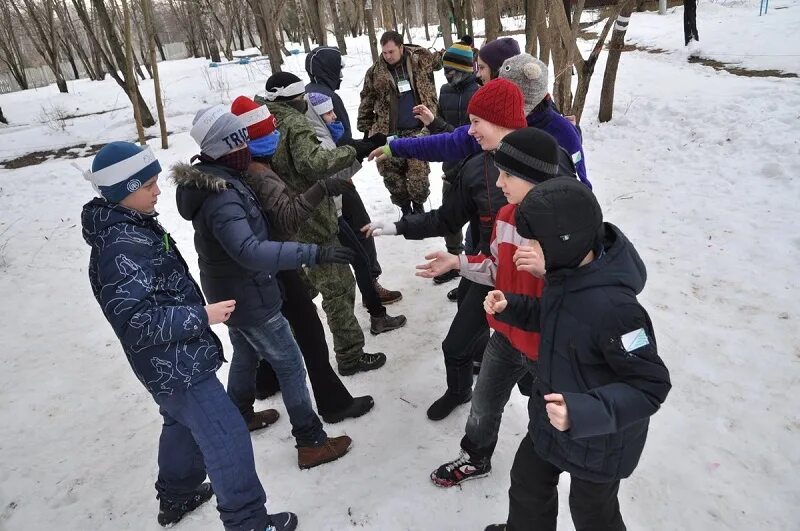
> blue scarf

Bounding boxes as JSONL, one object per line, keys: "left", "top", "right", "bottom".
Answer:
{"left": 248, "top": 132, "right": 281, "bottom": 157}
{"left": 327, "top": 121, "right": 345, "bottom": 144}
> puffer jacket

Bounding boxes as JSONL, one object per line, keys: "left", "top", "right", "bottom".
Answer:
{"left": 266, "top": 100, "right": 358, "bottom": 244}
{"left": 82, "top": 198, "right": 223, "bottom": 396}
{"left": 173, "top": 162, "right": 318, "bottom": 328}
{"left": 430, "top": 74, "right": 480, "bottom": 181}
{"left": 495, "top": 223, "right": 671, "bottom": 482}
{"left": 357, "top": 45, "right": 443, "bottom": 135}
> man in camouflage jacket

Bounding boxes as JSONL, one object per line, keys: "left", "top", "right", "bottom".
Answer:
{"left": 358, "top": 31, "right": 443, "bottom": 215}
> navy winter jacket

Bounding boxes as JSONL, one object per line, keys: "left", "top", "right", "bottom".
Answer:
{"left": 396, "top": 152, "right": 507, "bottom": 255}
{"left": 430, "top": 75, "right": 480, "bottom": 181}
{"left": 305, "top": 46, "right": 352, "bottom": 145}
{"left": 173, "top": 163, "right": 318, "bottom": 328}
{"left": 82, "top": 199, "right": 223, "bottom": 396}
{"left": 495, "top": 223, "right": 671, "bottom": 482}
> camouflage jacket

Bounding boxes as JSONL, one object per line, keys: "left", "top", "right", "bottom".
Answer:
{"left": 357, "top": 45, "right": 443, "bottom": 136}
{"left": 265, "top": 100, "right": 357, "bottom": 244}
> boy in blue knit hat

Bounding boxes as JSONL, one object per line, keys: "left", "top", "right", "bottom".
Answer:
{"left": 81, "top": 141, "right": 297, "bottom": 531}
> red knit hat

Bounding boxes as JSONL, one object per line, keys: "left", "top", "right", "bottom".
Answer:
{"left": 230, "top": 96, "right": 278, "bottom": 140}
{"left": 466, "top": 78, "right": 527, "bottom": 130}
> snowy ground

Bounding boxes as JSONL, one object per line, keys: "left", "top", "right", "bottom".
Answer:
{"left": 1, "top": 2, "right": 799, "bottom": 530}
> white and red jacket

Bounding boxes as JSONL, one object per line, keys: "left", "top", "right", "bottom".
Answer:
{"left": 458, "top": 203, "right": 543, "bottom": 361}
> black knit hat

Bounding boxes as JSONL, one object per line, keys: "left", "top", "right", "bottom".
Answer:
{"left": 264, "top": 72, "right": 305, "bottom": 102}
{"left": 493, "top": 128, "right": 560, "bottom": 184}
{"left": 515, "top": 176, "right": 604, "bottom": 272}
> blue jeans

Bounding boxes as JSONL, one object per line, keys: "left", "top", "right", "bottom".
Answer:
{"left": 153, "top": 375, "right": 268, "bottom": 531}
{"left": 461, "top": 332, "right": 538, "bottom": 460}
{"left": 227, "top": 313, "right": 326, "bottom": 446}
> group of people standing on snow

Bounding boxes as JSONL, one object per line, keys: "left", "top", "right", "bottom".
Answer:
{"left": 81, "top": 29, "right": 671, "bottom": 531}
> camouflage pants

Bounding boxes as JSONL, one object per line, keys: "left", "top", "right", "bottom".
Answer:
{"left": 377, "top": 129, "right": 430, "bottom": 206}
{"left": 302, "top": 237, "right": 365, "bottom": 366}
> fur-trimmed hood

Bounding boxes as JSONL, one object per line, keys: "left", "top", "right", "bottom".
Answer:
{"left": 171, "top": 162, "right": 236, "bottom": 221}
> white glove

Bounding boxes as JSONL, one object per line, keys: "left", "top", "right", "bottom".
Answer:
{"left": 362, "top": 221, "right": 397, "bottom": 237}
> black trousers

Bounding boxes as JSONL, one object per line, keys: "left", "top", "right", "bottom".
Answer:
{"left": 507, "top": 435, "right": 626, "bottom": 531}
{"left": 684, "top": 0, "right": 699, "bottom": 45}
{"left": 337, "top": 217, "right": 385, "bottom": 316}
{"left": 340, "top": 184, "right": 382, "bottom": 279}
{"left": 255, "top": 270, "right": 353, "bottom": 417}
{"left": 442, "top": 278, "right": 491, "bottom": 398}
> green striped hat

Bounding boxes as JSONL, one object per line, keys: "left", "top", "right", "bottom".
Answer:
{"left": 443, "top": 36, "right": 475, "bottom": 73}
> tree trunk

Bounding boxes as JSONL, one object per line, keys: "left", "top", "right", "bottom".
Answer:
{"left": 380, "top": 0, "right": 393, "bottom": 30}
{"left": 422, "top": 0, "right": 429, "bottom": 40}
{"left": 401, "top": 0, "right": 412, "bottom": 43}
{"left": 62, "top": 40, "right": 80, "bottom": 79}
{"left": 484, "top": 0, "right": 501, "bottom": 41}
{"left": 464, "top": 0, "right": 474, "bottom": 37}
{"left": 154, "top": 32, "right": 166, "bottom": 61}
{"left": 364, "top": 0, "right": 379, "bottom": 61}
{"left": 122, "top": 0, "right": 146, "bottom": 143}
{"left": 260, "top": 0, "right": 284, "bottom": 71}
{"left": 328, "top": 0, "right": 348, "bottom": 53}
{"left": 306, "top": 0, "right": 327, "bottom": 45}
{"left": 436, "top": 0, "right": 452, "bottom": 46}
{"left": 525, "top": 0, "right": 538, "bottom": 55}
{"left": 142, "top": 0, "right": 168, "bottom": 147}
{"left": 598, "top": 5, "right": 633, "bottom": 122}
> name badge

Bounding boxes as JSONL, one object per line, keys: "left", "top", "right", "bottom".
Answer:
{"left": 397, "top": 79, "right": 412, "bottom": 93}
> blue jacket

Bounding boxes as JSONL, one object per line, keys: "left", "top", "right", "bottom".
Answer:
{"left": 389, "top": 125, "right": 579, "bottom": 183}
{"left": 495, "top": 223, "right": 671, "bottom": 482}
{"left": 528, "top": 99, "right": 590, "bottom": 188}
{"left": 172, "top": 162, "right": 319, "bottom": 328}
{"left": 81, "top": 198, "right": 223, "bottom": 397}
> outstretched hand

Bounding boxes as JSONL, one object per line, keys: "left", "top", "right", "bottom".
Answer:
{"left": 368, "top": 146, "right": 389, "bottom": 162}
{"left": 415, "top": 251, "right": 460, "bottom": 279}
{"left": 361, "top": 221, "right": 397, "bottom": 237}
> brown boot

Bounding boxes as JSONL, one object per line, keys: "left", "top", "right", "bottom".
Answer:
{"left": 247, "top": 409, "right": 280, "bottom": 432}
{"left": 373, "top": 279, "right": 402, "bottom": 305}
{"left": 297, "top": 435, "right": 353, "bottom": 469}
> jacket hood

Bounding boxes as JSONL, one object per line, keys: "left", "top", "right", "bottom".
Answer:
{"left": 81, "top": 197, "right": 155, "bottom": 247}
{"left": 171, "top": 162, "right": 231, "bottom": 221}
{"left": 305, "top": 46, "right": 342, "bottom": 90}
{"left": 549, "top": 223, "right": 647, "bottom": 296}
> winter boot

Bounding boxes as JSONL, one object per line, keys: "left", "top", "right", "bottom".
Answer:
{"left": 400, "top": 203, "right": 412, "bottom": 217}
{"left": 430, "top": 450, "right": 491, "bottom": 488}
{"left": 297, "top": 435, "right": 353, "bottom": 469}
{"left": 370, "top": 312, "right": 407, "bottom": 335}
{"left": 484, "top": 525, "right": 506, "bottom": 531}
{"left": 433, "top": 269, "right": 460, "bottom": 285}
{"left": 322, "top": 395, "right": 375, "bottom": 424}
{"left": 447, "top": 287, "right": 459, "bottom": 302}
{"left": 338, "top": 352, "right": 387, "bottom": 376}
{"left": 412, "top": 202, "right": 426, "bottom": 214}
{"left": 247, "top": 409, "right": 280, "bottom": 432}
{"left": 266, "top": 512, "right": 298, "bottom": 531}
{"left": 157, "top": 482, "right": 214, "bottom": 527}
{"left": 373, "top": 279, "right": 402, "bottom": 304}
{"left": 255, "top": 360, "right": 280, "bottom": 400}
{"left": 426, "top": 390, "right": 472, "bottom": 421}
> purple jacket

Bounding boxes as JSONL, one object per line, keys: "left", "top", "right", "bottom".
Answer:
{"left": 528, "top": 103, "right": 589, "bottom": 188}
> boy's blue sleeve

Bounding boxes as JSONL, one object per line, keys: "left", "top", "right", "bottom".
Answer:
{"left": 389, "top": 125, "right": 481, "bottom": 162}
{"left": 562, "top": 303, "right": 671, "bottom": 439}
{"left": 97, "top": 243, "right": 209, "bottom": 348}
{"left": 204, "top": 191, "right": 318, "bottom": 272}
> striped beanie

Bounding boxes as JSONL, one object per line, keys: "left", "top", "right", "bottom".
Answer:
{"left": 443, "top": 36, "right": 475, "bottom": 73}
{"left": 231, "top": 96, "right": 278, "bottom": 140}
{"left": 308, "top": 92, "right": 334, "bottom": 115}
{"left": 87, "top": 141, "right": 161, "bottom": 202}
{"left": 493, "top": 127, "right": 560, "bottom": 184}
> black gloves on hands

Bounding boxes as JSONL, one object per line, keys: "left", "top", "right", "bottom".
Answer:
{"left": 351, "top": 140, "right": 377, "bottom": 162}
{"left": 367, "top": 133, "right": 387, "bottom": 147}
{"left": 316, "top": 245, "right": 356, "bottom": 265}
{"left": 323, "top": 177, "right": 351, "bottom": 197}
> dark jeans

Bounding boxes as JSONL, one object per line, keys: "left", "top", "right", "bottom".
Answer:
{"left": 337, "top": 216, "right": 385, "bottom": 316}
{"left": 153, "top": 375, "right": 268, "bottom": 531}
{"left": 442, "top": 180, "right": 464, "bottom": 255}
{"left": 341, "top": 184, "right": 382, "bottom": 279}
{"left": 507, "top": 435, "right": 626, "bottom": 531}
{"left": 461, "top": 333, "right": 537, "bottom": 460}
{"left": 684, "top": 0, "right": 699, "bottom": 44}
{"left": 442, "top": 278, "right": 491, "bottom": 398}
{"left": 256, "top": 271, "right": 354, "bottom": 416}
{"left": 227, "top": 313, "right": 326, "bottom": 447}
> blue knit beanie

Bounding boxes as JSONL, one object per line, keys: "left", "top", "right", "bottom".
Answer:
{"left": 88, "top": 141, "right": 161, "bottom": 202}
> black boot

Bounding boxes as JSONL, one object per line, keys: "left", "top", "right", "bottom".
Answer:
{"left": 412, "top": 201, "right": 425, "bottom": 214}
{"left": 322, "top": 395, "right": 375, "bottom": 423}
{"left": 400, "top": 203, "right": 412, "bottom": 217}
{"left": 446, "top": 287, "right": 459, "bottom": 302}
{"left": 426, "top": 390, "right": 472, "bottom": 421}
{"left": 338, "top": 352, "right": 387, "bottom": 376}
{"left": 433, "top": 269, "right": 460, "bottom": 285}
{"left": 370, "top": 312, "right": 407, "bottom": 335}
{"left": 157, "top": 482, "right": 214, "bottom": 527}
{"left": 255, "top": 360, "right": 280, "bottom": 399}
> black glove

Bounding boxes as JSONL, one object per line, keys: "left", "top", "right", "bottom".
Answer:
{"left": 323, "top": 177, "right": 351, "bottom": 197}
{"left": 351, "top": 139, "right": 376, "bottom": 162}
{"left": 316, "top": 245, "right": 356, "bottom": 265}
{"left": 367, "top": 133, "right": 387, "bottom": 147}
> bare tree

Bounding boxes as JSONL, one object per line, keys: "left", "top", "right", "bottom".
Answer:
{"left": 142, "top": 0, "right": 168, "bottom": 147}
{"left": 121, "top": 0, "right": 147, "bottom": 143}
{"left": 10, "top": 0, "right": 69, "bottom": 92}
{"left": 436, "top": 0, "right": 452, "bottom": 47}
{"left": 0, "top": 1, "right": 29, "bottom": 90}
{"left": 363, "top": 0, "right": 378, "bottom": 61}
{"left": 598, "top": 4, "right": 633, "bottom": 122}
{"left": 328, "top": 0, "right": 348, "bottom": 54}
{"left": 484, "top": 0, "right": 501, "bottom": 42}
{"left": 305, "top": 0, "right": 327, "bottom": 45}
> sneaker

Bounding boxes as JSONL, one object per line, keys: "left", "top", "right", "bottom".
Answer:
{"left": 247, "top": 409, "right": 280, "bottom": 432}
{"left": 430, "top": 450, "right": 491, "bottom": 488}
{"left": 433, "top": 269, "right": 460, "bottom": 285}
{"left": 426, "top": 390, "right": 471, "bottom": 421}
{"left": 157, "top": 482, "right": 214, "bottom": 527}
{"left": 266, "top": 511, "right": 298, "bottom": 531}
{"left": 338, "top": 352, "right": 387, "bottom": 376}
{"left": 412, "top": 202, "right": 425, "bottom": 214}
{"left": 322, "top": 395, "right": 375, "bottom": 423}
{"left": 446, "top": 287, "right": 459, "bottom": 302}
{"left": 484, "top": 525, "right": 506, "bottom": 531}
{"left": 298, "top": 435, "right": 353, "bottom": 469}
{"left": 373, "top": 280, "right": 402, "bottom": 305}
{"left": 370, "top": 312, "right": 407, "bottom": 335}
